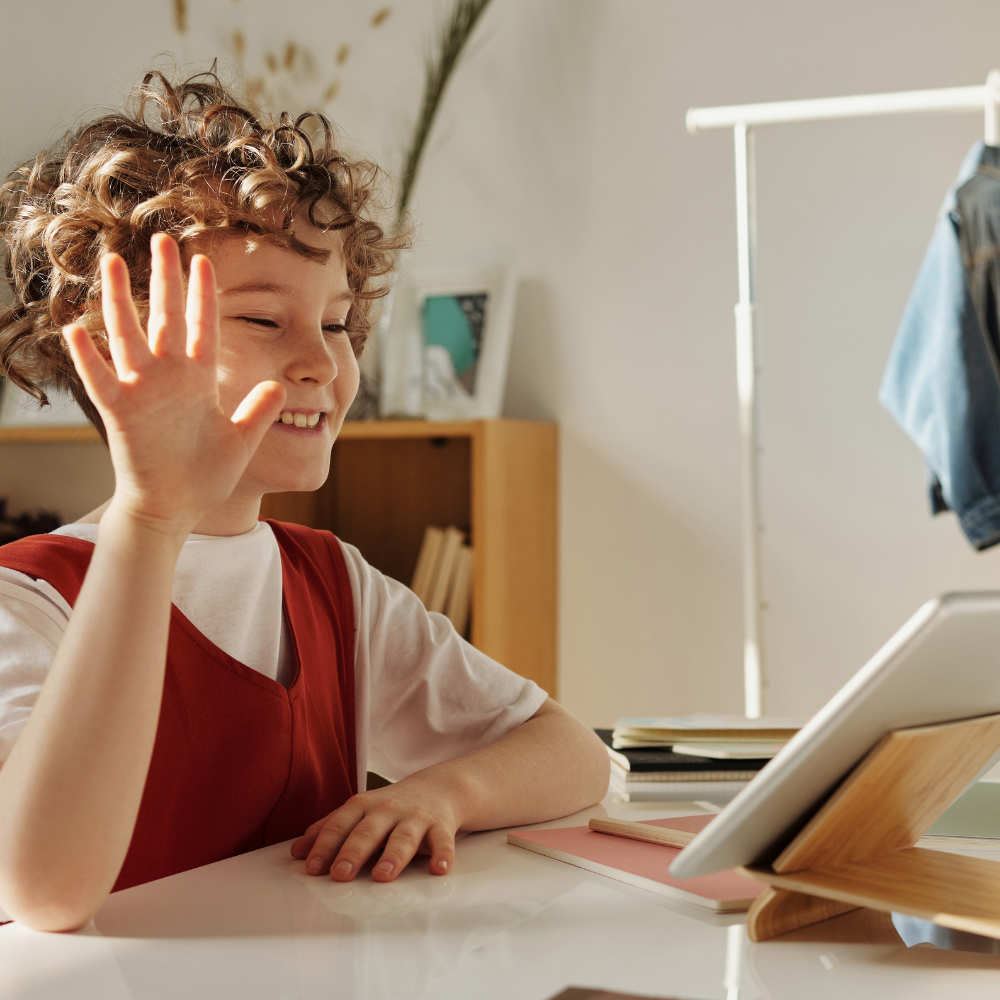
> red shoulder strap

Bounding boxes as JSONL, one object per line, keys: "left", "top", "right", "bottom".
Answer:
{"left": 0, "top": 533, "right": 94, "bottom": 606}
{"left": 259, "top": 518, "right": 359, "bottom": 821}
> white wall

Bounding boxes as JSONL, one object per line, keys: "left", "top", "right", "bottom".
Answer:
{"left": 4, "top": 0, "right": 1000, "bottom": 725}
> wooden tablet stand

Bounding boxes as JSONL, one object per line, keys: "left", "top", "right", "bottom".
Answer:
{"left": 739, "top": 712, "right": 1000, "bottom": 942}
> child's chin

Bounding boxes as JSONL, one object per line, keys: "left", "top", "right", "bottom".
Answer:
{"left": 259, "top": 461, "right": 330, "bottom": 496}
{"left": 267, "top": 471, "right": 328, "bottom": 494}
{"left": 255, "top": 441, "right": 331, "bottom": 493}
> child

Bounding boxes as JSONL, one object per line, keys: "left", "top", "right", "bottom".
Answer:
{"left": 0, "top": 71, "right": 608, "bottom": 932}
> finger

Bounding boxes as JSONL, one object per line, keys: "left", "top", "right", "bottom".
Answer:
{"left": 147, "top": 234, "right": 187, "bottom": 357}
{"left": 185, "top": 253, "right": 219, "bottom": 363}
{"left": 425, "top": 825, "right": 456, "bottom": 876}
{"left": 100, "top": 253, "right": 151, "bottom": 377}
{"left": 371, "top": 820, "right": 430, "bottom": 882}
{"left": 327, "top": 815, "right": 395, "bottom": 881}
{"left": 291, "top": 815, "right": 329, "bottom": 859}
{"left": 302, "top": 797, "right": 368, "bottom": 875}
{"left": 62, "top": 324, "right": 120, "bottom": 411}
{"left": 231, "top": 380, "right": 286, "bottom": 450}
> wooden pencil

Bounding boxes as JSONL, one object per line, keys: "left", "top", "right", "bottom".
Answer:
{"left": 588, "top": 817, "right": 695, "bottom": 849}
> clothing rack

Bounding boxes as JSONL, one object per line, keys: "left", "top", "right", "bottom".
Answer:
{"left": 686, "top": 71, "right": 1000, "bottom": 719}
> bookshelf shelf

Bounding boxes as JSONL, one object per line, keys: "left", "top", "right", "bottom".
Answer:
{"left": 265, "top": 418, "right": 558, "bottom": 695}
{"left": 0, "top": 425, "right": 100, "bottom": 443}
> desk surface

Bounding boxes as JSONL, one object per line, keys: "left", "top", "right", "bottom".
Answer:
{"left": 3, "top": 791, "right": 1000, "bottom": 1000}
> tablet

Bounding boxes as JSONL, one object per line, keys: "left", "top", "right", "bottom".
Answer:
{"left": 670, "top": 592, "right": 1000, "bottom": 879}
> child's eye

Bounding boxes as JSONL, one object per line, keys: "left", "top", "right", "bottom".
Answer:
{"left": 235, "top": 316, "right": 346, "bottom": 335}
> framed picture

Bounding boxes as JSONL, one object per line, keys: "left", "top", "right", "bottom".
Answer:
{"left": 378, "top": 264, "right": 517, "bottom": 421}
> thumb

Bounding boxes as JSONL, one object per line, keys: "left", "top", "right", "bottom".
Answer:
{"left": 231, "top": 381, "right": 286, "bottom": 451}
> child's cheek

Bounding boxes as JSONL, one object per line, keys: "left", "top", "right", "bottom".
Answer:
{"left": 337, "top": 350, "right": 361, "bottom": 407}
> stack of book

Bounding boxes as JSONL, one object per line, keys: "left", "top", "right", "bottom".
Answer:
{"left": 410, "top": 525, "right": 474, "bottom": 637}
{"left": 601, "top": 715, "right": 805, "bottom": 802}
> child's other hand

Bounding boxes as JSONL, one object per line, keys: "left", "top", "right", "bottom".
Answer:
{"left": 291, "top": 702, "right": 609, "bottom": 884}
{"left": 62, "top": 234, "right": 286, "bottom": 536}
{"left": 290, "top": 775, "right": 463, "bottom": 882}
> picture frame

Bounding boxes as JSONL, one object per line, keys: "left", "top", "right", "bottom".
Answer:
{"left": 378, "top": 264, "right": 517, "bottom": 421}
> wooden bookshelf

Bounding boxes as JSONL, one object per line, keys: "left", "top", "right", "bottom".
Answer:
{"left": 265, "top": 418, "right": 559, "bottom": 695}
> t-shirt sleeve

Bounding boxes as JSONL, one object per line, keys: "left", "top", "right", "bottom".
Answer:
{"left": 338, "top": 540, "right": 549, "bottom": 783}
{"left": 0, "top": 569, "right": 70, "bottom": 761}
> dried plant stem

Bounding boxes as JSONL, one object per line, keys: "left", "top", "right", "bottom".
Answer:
{"left": 396, "top": 0, "right": 493, "bottom": 223}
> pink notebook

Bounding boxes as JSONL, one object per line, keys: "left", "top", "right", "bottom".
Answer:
{"left": 507, "top": 815, "right": 764, "bottom": 912}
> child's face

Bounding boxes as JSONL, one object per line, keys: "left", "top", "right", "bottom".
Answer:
{"left": 202, "top": 216, "right": 360, "bottom": 500}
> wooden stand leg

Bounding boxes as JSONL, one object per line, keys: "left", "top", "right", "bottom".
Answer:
{"left": 746, "top": 886, "right": 859, "bottom": 942}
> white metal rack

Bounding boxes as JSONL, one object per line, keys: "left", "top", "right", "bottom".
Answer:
{"left": 686, "top": 71, "right": 1000, "bottom": 718}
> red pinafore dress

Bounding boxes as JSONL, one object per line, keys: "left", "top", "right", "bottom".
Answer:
{"left": 0, "top": 519, "right": 357, "bottom": 892}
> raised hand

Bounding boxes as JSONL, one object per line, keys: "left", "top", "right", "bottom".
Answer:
{"left": 63, "top": 234, "right": 286, "bottom": 535}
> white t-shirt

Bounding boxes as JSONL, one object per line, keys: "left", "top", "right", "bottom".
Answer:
{"left": 0, "top": 522, "right": 548, "bottom": 790}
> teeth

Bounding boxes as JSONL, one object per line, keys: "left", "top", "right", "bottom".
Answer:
{"left": 276, "top": 410, "right": 323, "bottom": 427}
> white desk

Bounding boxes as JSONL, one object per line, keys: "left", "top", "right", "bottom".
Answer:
{"left": 3, "top": 793, "right": 1000, "bottom": 1000}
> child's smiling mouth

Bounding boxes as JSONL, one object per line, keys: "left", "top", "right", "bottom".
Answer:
{"left": 274, "top": 410, "right": 326, "bottom": 430}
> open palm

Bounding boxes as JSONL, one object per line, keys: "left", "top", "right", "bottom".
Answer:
{"left": 63, "top": 235, "right": 286, "bottom": 533}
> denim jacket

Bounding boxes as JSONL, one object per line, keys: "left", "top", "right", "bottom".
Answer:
{"left": 880, "top": 142, "right": 1000, "bottom": 550}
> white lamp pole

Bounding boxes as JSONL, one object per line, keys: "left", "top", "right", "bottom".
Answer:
{"left": 733, "top": 123, "right": 765, "bottom": 719}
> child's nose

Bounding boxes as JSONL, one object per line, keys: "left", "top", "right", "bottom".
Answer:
{"left": 285, "top": 329, "right": 337, "bottom": 385}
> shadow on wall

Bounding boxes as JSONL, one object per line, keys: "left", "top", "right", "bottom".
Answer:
{"left": 557, "top": 427, "right": 744, "bottom": 728}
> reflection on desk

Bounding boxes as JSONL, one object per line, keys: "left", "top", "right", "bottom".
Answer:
{"left": 3, "top": 794, "right": 1000, "bottom": 1000}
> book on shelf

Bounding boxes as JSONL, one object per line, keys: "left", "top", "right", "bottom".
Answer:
{"left": 411, "top": 525, "right": 474, "bottom": 637}
{"left": 444, "top": 544, "right": 474, "bottom": 636}
{"left": 597, "top": 729, "right": 770, "bottom": 781}
{"left": 410, "top": 526, "right": 444, "bottom": 605}
{"left": 427, "top": 526, "right": 464, "bottom": 613}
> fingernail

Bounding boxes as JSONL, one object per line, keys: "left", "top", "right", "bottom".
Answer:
{"left": 334, "top": 860, "right": 353, "bottom": 877}
{"left": 436, "top": 859, "right": 449, "bottom": 873}
{"left": 307, "top": 857, "right": 324, "bottom": 874}
{"left": 373, "top": 861, "right": 394, "bottom": 877}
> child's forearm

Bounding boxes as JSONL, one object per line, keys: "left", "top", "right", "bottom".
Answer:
{"left": 433, "top": 699, "right": 610, "bottom": 833}
{"left": 0, "top": 505, "right": 186, "bottom": 931}
{"left": 292, "top": 698, "right": 610, "bottom": 885}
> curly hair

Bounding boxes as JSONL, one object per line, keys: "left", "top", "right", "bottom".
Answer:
{"left": 0, "top": 69, "right": 407, "bottom": 442}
